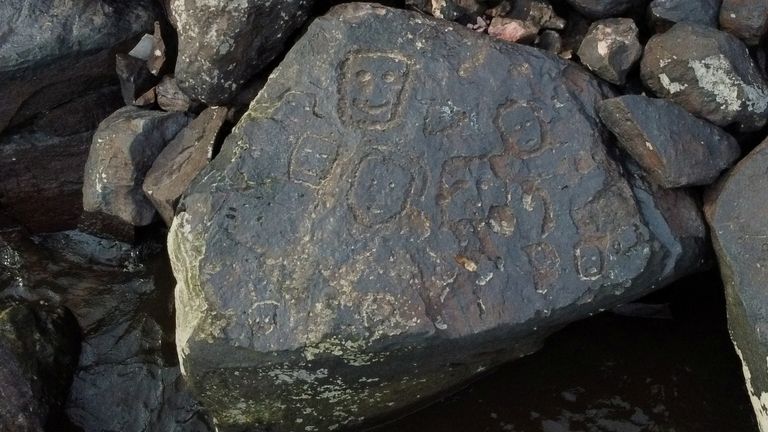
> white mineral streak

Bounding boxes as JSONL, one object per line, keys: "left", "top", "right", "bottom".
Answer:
{"left": 733, "top": 342, "right": 768, "bottom": 432}
{"left": 690, "top": 55, "right": 768, "bottom": 113}
{"left": 659, "top": 73, "right": 687, "bottom": 94}
{"left": 167, "top": 211, "right": 206, "bottom": 375}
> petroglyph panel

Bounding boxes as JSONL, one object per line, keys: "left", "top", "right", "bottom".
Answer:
{"left": 289, "top": 134, "right": 340, "bottom": 187}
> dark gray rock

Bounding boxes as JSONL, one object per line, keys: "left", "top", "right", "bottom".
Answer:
{"left": 82, "top": 107, "right": 190, "bottom": 227}
{"left": 648, "top": 0, "right": 721, "bottom": 31}
{"left": 564, "top": 0, "right": 644, "bottom": 18}
{"left": 157, "top": 76, "right": 193, "bottom": 113}
{"left": 0, "top": 227, "right": 213, "bottom": 432}
{"left": 640, "top": 23, "right": 768, "bottom": 132}
{"left": 536, "top": 30, "right": 563, "bottom": 54}
{"left": 705, "top": 137, "right": 768, "bottom": 432}
{"left": 0, "top": 296, "right": 80, "bottom": 432}
{"left": 169, "top": 4, "right": 707, "bottom": 431}
{"left": 144, "top": 107, "right": 228, "bottom": 225}
{"left": 598, "top": 95, "right": 740, "bottom": 188}
{"left": 720, "top": 0, "right": 768, "bottom": 46}
{"left": 578, "top": 18, "right": 642, "bottom": 85}
{"left": 170, "top": 0, "right": 317, "bottom": 105}
{"left": 0, "top": 0, "right": 157, "bottom": 74}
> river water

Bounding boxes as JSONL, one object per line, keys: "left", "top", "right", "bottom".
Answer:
{"left": 376, "top": 271, "right": 758, "bottom": 432}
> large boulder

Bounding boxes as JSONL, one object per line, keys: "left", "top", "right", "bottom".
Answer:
{"left": 168, "top": 4, "right": 708, "bottom": 431}
{"left": 641, "top": 23, "right": 768, "bottom": 132}
{"left": 170, "top": 0, "right": 317, "bottom": 105}
{"left": 719, "top": 0, "right": 768, "bottom": 46}
{"left": 648, "top": 0, "right": 722, "bottom": 31}
{"left": 705, "top": 137, "right": 768, "bottom": 432}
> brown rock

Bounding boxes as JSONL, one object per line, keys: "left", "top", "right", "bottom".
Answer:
{"left": 156, "top": 76, "right": 192, "bottom": 112}
{"left": 143, "top": 107, "right": 227, "bottom": 225}
{"left": 488, "top": 17, "right": 539, "bottom": 43}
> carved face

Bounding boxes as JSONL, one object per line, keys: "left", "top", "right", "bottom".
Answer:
{"left": 340, "top": 52, "right": 409, "bottom": 128}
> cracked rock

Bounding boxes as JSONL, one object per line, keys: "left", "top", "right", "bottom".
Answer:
{"left": 578, "top": 18, "right": 642, "bottom": 85}
{"left": 598, "top": 95, "right": 740, "bottom": 188}
{"left": 82, "top": 107, "right": 190, "bottom": 228}
{"left": 170, "top": 0, "right": 317, "bottom": 105}
{"left": 168, "top": 4, "right": 708, "bottom": 431}
{"left": 641, "top": 22, "right": 768, "bottom": 132}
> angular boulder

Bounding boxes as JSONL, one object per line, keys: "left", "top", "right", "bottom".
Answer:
{"left": 144, "top": 107, "right": 228, "bottom": 225}
{"left": 170, "top": 0, "right": 317, "bottom": 105}
{"left": 648, "top": 0, "right": 722, "bottom": 31}
{"left": 0, "top": 296, "right": 80, "bottom": 432}
{"left": 169, "top": 4, "right": 708, "bottom": 431}
{"left": 705, "top": 137, "right": 768, "bottom": 432}
{"left": 640, "top": 23, "right": 768, "bottom": 132}
{"left": 577, "top": 18, "right": 642, "bottom": 85}
{"left": 83, "top": 107, "right": 190, "bottom": 227}
{"left": 720, "top": 0, "right": 768, "bottom": 46}
{"left": 598, "top": 95, "right": 740, "bottom": 188}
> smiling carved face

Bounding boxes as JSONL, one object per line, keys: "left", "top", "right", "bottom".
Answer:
{"left": 340, "top": 52, "right": 410, "bottom": 129}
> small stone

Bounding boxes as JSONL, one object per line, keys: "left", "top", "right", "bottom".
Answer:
{"left": 704, "top": 136, "right": 768, "bottom": 432}
{"left": 506, "top": 0, "right": 566, "bottom": 31}
{"left": 128, "top": 33, "right": 155, "bottom": 61}
{"left": 488, "top": 17, "right": 539, "bottom": 43}
{"left": 564, "top": 0, "right": 643, "bottom": 18}
{"left": 143, "top": 107, "right": 227, "bottom": 225}
{"left": 719, "top": 0, "right": 768, "bottom": 46}
{"left": 598, "top": 95, "right": 740, "bottom": 188}
{"left": 156, "top": 76, "right": 192, "bottom": 112}
{"left": 648, "top": 0, "right": 721, "bottom": 32}
{"left": 116, "top": 53, "right": 159, "bottom": 106}
{"left": 148, "top": 21, "right": 166, "bottom": 75}
{"left": 82, "top": 107, "right": 190, "bottom": 227}
{"left": 536, "top": 30, "right": 563, "bottom": 54}
{"left": 577, "top": 18, "right": 641, "bottom": 85}
{"left": 641, "top": 22, "right": 768, "bottom": 132}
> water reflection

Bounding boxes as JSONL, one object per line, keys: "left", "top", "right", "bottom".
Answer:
{"left": 376, "top": 272, "right": 757, "bottom": 432}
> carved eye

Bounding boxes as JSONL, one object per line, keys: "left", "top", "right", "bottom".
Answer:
{"left": 382, "top": 71, "right": 396, "bottom": 83}
{"left": 356, "top": 70, "right": 373, "bottom": 83}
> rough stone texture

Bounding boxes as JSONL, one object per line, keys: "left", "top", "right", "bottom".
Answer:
{"left": 169, "top": 5, "right": 708, "bottom": 431}
{"left": 170, "top": 0, "right": 317, "bottom": 105}
{"left": 0, "top": 0, "right": 157, "bottom": 74}
{"left": 0, "top": 86, "right": 124, "bottom": 234}
{"left": 83, "top": 107, "right": 190, "bottom": 227}
{"left": 406, "top": 0, "right": 485, "bottom": 20}
{"left": 577, "top": 18, "right": 642, "bottom": 85}
{"left": 157, "top": 76, "right": 193, "bottom": 113}
{"left": 648, "top": 0, "right": 722, "bottom": 31}
{"left": 488, "top": 17, "right": 539, "bottom": 43}
{"left": 720, "top": 0, "right": 768, "bottom": 46}
{"left": 598, "top": 95, "right": 740, "bottom": 188}
{"left": 564, "top": 0, "right": 642, "bottom": 18}
{"left": 705, "top": 137, "right": 768, "bottom": 432}
{"left": 144, "top": 107, "right": 228, "bottom": 225}
{"left": 0, "top": 296, "right": 80, "bottom": 432}
{"left": 641, "top": 23, "right": 768, "bottom": 132}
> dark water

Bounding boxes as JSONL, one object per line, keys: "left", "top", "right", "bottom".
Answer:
{"left": 376, "top": 271, "right": 758, "bottom": 432}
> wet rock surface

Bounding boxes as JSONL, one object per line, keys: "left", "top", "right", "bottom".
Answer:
{"left": 170, "top": 0, "right": 317, "bottom": 105}
{"left": 720, "top": 0, "right": 768, "bottom": 46}
{"left": 641, "top": 23, "right": 768, "bottom": 132}
{"left": 0, "top": 295, "right": 80, "bottom": 432}
{"left": 83, "top": 107, "right": 190, "bottom": 228}
{"left": 598, "top": 95, "right": 740, "bottom": 188}
{"left": 144, "top": 107, "right": 228, "bottom": 226}
{"left": 577, "top": 18, "right": 642, "bottom": 85}
{"left": 648, "top": 0, "right": 722, "bottom": 31}
{"left": 169, "top": 4, "right": 707, "bottom": 431}
{"left": 705, "top": 137, "right": 768, "bottom": 432}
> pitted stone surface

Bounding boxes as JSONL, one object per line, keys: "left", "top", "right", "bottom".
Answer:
{"left": 169, "top": 4, "right": 707, "bottom": 431}
{"left": 641, "top": 23, "right": 768, "bottom": 132}
{"left": 170, "top": 0, "right": 316, "bottom": 105}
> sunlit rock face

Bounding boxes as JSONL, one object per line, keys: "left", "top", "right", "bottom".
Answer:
{"left": 168, "top": 4, "right": 708, "bottom": 431}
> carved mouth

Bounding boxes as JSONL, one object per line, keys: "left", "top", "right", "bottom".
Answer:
{"left": 353, "top": 98, "right": 392, "bottom": 116}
